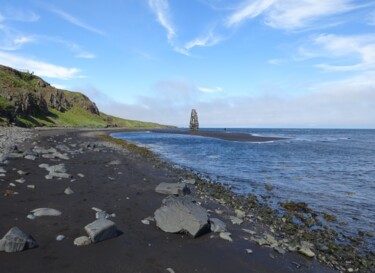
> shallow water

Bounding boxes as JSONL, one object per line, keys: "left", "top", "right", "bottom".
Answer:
{"left": 112, "top": 128, "right": 375, "bottom": 251}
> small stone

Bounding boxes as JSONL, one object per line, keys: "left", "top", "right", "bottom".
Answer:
{"left": 77, "top": 173, "right": 85, "bottom": 178}
{"left": 24, "top": 155, "right": 36, "bottom": 160}
{"left": 242, "top": 228, "right": 256, "bottom": 235}
{"left": 9, "top": 183, "right": 16, "bottom": 187}
{"left": 74, "top": 236, "right": 92, "bottom": 246}
{"left": 246, "top": 249, "right": 253, "bottom": 254}
{"left": 298, "top": 242, "right": 315, "bottom": 258}
{"left": 235, "top": 209, "right": 246, "bottom": 218}
{"left": 274, "top": 246, "right": 286, "bottom": 254}
{"left": 31, "top": 208, "right": 62, "bottom": 217}
{"left": 141, "top": 219, "right": 150, "bottom": 225}
{"left": 27, "top": 185, "right": 35, "bottom": 189}
{"left": 108, "top": 176, "right": 115, "bottom": 181}
{"left": 219, "top": 232, "right": 233, "bottom": 242}
{"left": 0, "top": 167, "right": 6, "bottom": 173}
{"left": 17, "top": 170, "right": 28, "bottom": 175}
{"left": 92, "top": 207, "right": 103, "bottom": 212}
{"left": 210, "top": 218, "right": 227, "bottom": 233}
{"left": 229, "top": 216, "right": 243, "bottom": 225}
{"left": 215, "top": 209, "right": 223, "bottom": 215}
{"left": 347, "top": 268, "right": 354, "bottom": 272}
{"left": 15, "top": 178, "right": 26, "bottom": 184}
{"left": 27, "top": 214, "right": 36, "bottom": 220}
{"left": 184, "top": 178, "right": 196, "bottom": 185}
{"left": 64, "top": 187, "right": 74, "bottom": 195}
{"left": 166, "top": 268, "right": 175, "bottom": 273}
{"left": 56, "top": 235, "right": 65, "bottom": 241}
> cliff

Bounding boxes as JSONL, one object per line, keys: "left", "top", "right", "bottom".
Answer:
{"left": 0, "top": 65, "right": 165, "bottom": 128}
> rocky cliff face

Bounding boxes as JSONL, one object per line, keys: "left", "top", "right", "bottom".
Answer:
{"left": 0, "top": 65, "right": 99, "bottom": 125}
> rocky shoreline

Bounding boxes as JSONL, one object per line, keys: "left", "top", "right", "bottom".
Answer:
{"left": 0, "top": 128, "right": 372, "bottom": 273}
{"left": 103, "top": 133, "right": 375, "bottom": 273}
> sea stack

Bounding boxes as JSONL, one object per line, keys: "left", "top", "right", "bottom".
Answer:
{"left": 189, "top": 109, "right": 199, "bottom": 131}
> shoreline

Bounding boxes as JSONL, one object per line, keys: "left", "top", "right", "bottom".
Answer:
{"left": 151, "top": 129, "right": 286, "bottom": 142}
{"left": 0, "top": 127, "right": 372, "bottom": 272}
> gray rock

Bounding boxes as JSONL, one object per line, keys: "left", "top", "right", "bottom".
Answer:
{"left": 31, "top": 208, "right": 62, "bottom": 217}
{"left": 219, "top": 232, "right": 233, "bottom": 242}
{"left": 189, "top": 109, "right": 199, "bottom": 130}
{"left": 0, "top": 167, "right": 6, "bottom": 173}
{"left": 84, "top": 219, "right": 118, "bottom": 243}
{"left": 155, "top": 182, "right": 190, "bottom": 195}
{"left": 64, "top": 187, "right": 74, "bottom": 195}
{"left": 209, "top": 218, "right": 227, "bottom": 233}
{"left": 229, "top": 216, "right": 243, "bottom": 225}
{"left": 15, "top": 178, "right": 25, "bottom": 184}
{"left": 27, "top": 185, "right": 35, "bottom": 189}
{"left": 24, "top": 154, "right": 37, "bottom": 160}
{"left": 154, "top": 195, "right": 209, "bottom": 237}
{"left": 74, "top": 236, "right": 92, "bottom": 246}
{"left": 39, "top": 163, "right": 70, "bottom": 179}
{"left": 56, "top": 235, "right": 65, "bottom": 241}
{"left": 0, "top": 227, "right": 37, "bottom": 252}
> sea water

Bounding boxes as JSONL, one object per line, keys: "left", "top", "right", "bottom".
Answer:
{"left": 112, "top": 129, "right": 375, "bottom": 251}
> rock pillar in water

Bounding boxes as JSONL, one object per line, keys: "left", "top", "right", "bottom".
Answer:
{"left": 189, "top": 109, "right": 199, "bottom": 130}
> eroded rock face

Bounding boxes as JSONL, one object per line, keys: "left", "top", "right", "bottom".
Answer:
{"left": 154, "top": 196, "right": 209, "bottom": 237}
{"left": 189, "top": 109, "right": 199, "bottom": 130}
{"left": 0, "top": 227, "right": 37, "bottom": 253}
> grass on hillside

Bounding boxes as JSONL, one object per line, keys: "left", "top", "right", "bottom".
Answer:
{"left": 14, "top": 106, "right": 166, "bottom": 128}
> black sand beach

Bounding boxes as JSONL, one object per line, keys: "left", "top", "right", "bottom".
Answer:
{"left": 0, "top": 128, "right": 339, "bottom": 273}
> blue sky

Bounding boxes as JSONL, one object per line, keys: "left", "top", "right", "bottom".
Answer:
{"left": 1, "top": 0, "right": 375, "bottom": 128}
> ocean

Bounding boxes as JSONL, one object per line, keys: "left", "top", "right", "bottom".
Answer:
{"left": 111, "top": 128, "right": 375, "bottom": 251}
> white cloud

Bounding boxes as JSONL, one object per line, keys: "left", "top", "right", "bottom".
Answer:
{"left": 148, "top": 0, "right": 176, "bottom": 43}
{"left": 268, "top": 59, "right": 282, "bottom": 65}
{"left": 49, "top": 8, "right": 105, "bottom": 35}
{"left": 197, "top": 86, "right": 223, "bottom": 93}
{"left": 0, "top": 51, "right": 80, "bottom": 80}
{"left": 0, "top": 9, "right": 39, "bottom": 22}
{"left": 226, "top": 0, "right": 276, "bottom": 27}
{"left": 226, "top": 0, "right": 359, "bottom": 30}
{"left": 303, "top": 34, "right": 375, "bottom": 72}
{"left": 90, "top": 75, "right": 375, "bottom": 128}
{"left": 185, "top": 31, "right": 223, "bottom": 50}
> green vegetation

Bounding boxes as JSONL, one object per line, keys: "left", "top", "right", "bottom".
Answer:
{"left": 0, "top": 64, "right": 170, "bottom": 128}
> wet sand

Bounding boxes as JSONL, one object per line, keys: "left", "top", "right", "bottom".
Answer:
{"left": 152, "top": 129, "right": 286, "bottom": 142}
{"left": 0, "top": 128, "right": 334, "bottom": 273}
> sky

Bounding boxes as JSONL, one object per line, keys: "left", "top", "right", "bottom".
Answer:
{"left": 0, "top": 0, "right": 375, "bottom": 128}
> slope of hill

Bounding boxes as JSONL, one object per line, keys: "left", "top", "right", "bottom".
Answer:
{"left": 0, "top": 65, "right": 166, "bottom": 128}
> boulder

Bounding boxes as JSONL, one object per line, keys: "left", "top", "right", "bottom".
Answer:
{"left": 154, "top": 196, "right": 209, "bottom": 237}
{"left": 209, "top": 218, "right": 227, "bottom": 233}
{"left": 0, "top": 227, "right": 37, "bottom": 252}
{"left": 155, "top": 182, "right": 190, "bottom": 195}
{"left": 84, "top": 219, "right": 117, "bottom": 243}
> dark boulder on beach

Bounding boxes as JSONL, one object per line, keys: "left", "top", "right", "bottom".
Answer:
{"left": 154, "top": 195, "right": 210, "bottom": 237}
{"left": 0, "top": 227, "right": 37, "bottom": 253}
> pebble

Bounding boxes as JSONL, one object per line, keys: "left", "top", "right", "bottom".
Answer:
{"left": 56, "top": 235, "right": 65, "bottom": 241}
{"left": 166, "top": 268, "right": 175, "bottom": 273}
{"left": 74, "top": 236, "right": 92, "bottom": 246}
{"left": 141, "top": 219, "right": 150, "bottom": 225}
{"left": 27, "top": 185, "right": 35, "bottom": 189}
{"left": 15, "top": 178, "right": 25, "bottom": 184}
{"left": 229, "top": 216, "right": 243, "bottom": 225}
{"left": 64, "top": 187, "right": 74, "bottom": 195}
{"left": 27, "top": 214, "right": 36, "bottom": 220}
{"left": 17, "top": 170, "right": 28, "bottom": 175}
{"left": 77, "top": 173, "right": 85, "bottom": 178}
{"left": 219, "top": 232, "right": 233, "bottom": 242}
{"left": 246, "top": 249, "right": 253, "bottom": 254}
{"left": 9, "top": 183, "right": 16, "bottom": 187}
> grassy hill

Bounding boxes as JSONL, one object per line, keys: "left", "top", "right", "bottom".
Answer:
{"left": 0, "top": 65, "right": 168, "bottom": 128}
